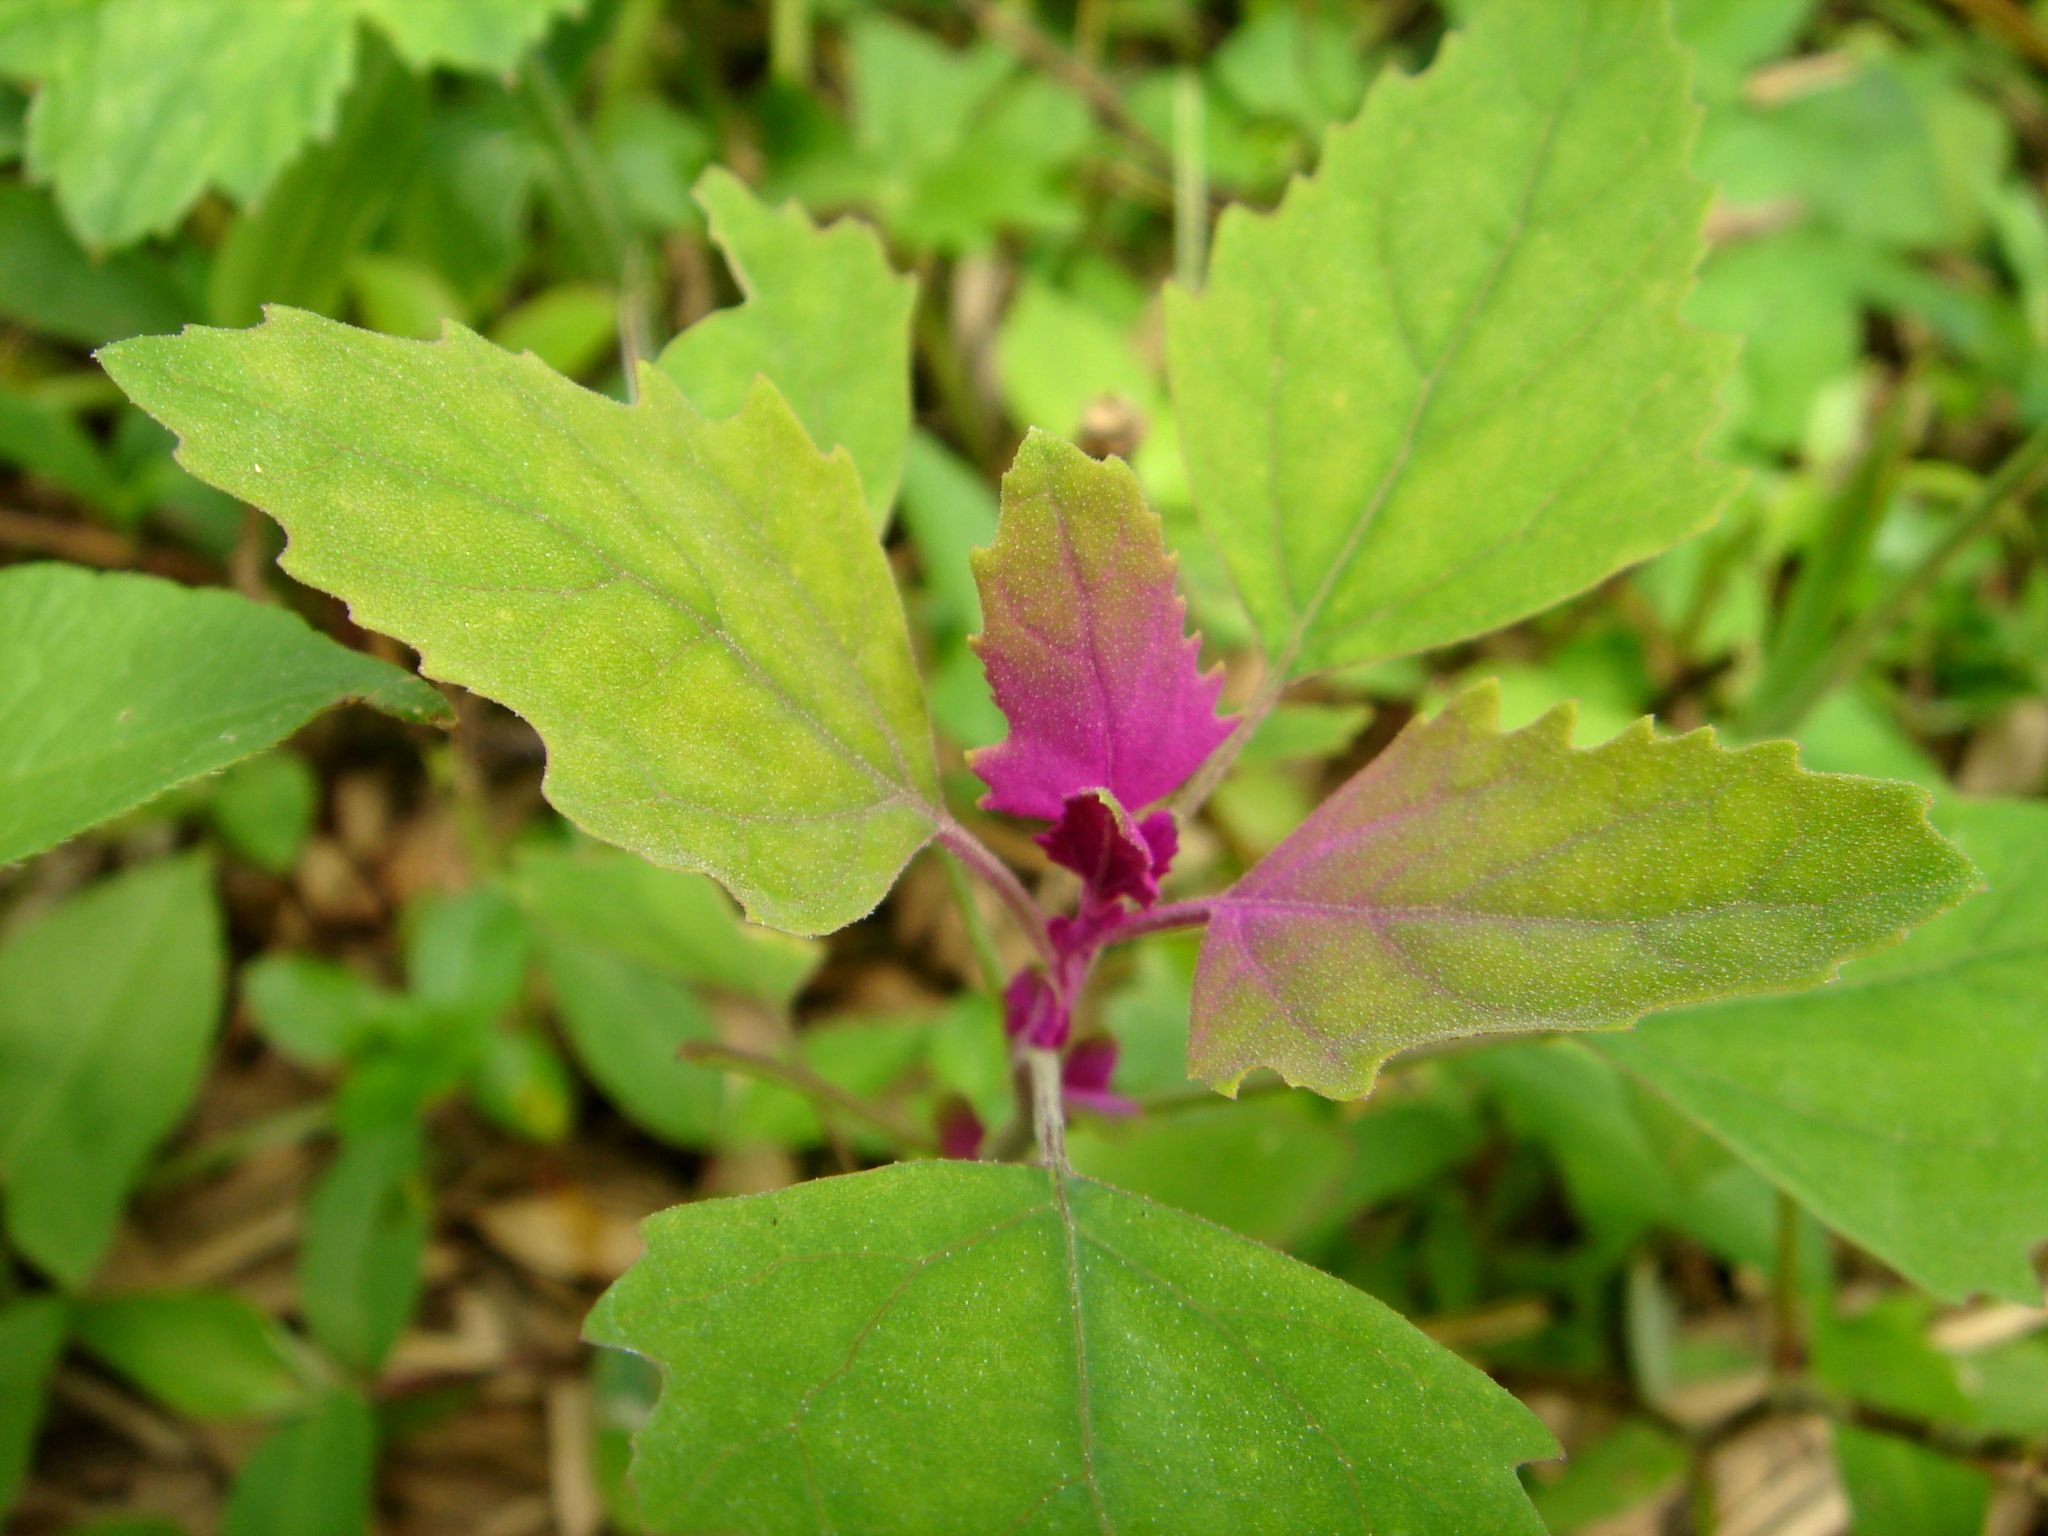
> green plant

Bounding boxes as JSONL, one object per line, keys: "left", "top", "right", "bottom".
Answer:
{"left": 7, "top": 0, "right": 2048, "bottom": 1531}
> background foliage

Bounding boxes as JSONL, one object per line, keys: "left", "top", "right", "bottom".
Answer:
{"left": 2, "top": 0, "right": 2046, "bottom": 1532}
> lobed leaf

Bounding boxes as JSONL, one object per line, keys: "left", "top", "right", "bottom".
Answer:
{"left": 0, "top": 856, "right": 224, "bottom": 1286}
{"left": 1192, "top": 684, "right": 1977, "bottom": 1099}
{"left": 100, "top": 308, "right": 942, "bottom": 935}
{"left": 1166, "top": 0, "right": 1740, "bottom": 677}
{"left": 588, "top": 1161, "right": 1553, "bottom": 1534}
{"left": 658, "top": 168, "right": 915, "bottom": 525}
{"left": 970, "top": 431, "right": 1230, "bottom": 820}
{"left": 0, "top": 563, "right": 448, "bottom": 867}
{"left": 1596, "top": 798, "right": 2048, "bottom": 1302}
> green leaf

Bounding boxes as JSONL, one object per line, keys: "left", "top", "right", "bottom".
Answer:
{"left": 0, "top": 856, "right": 223, "bottom": 1286}
{"left": 513, "top": 843, "right": 820, "bottom": 1006}
{"left": 0, "top": 183, "right": 188, "bottom": 345}
{"left": 0, "top": 564, "right": 448, "bottom": 866}
{"left": 1834, "top": 1427, "right": 1989, "bottom": 1536}
{"left": 1165, "top": 0, "right": 1739, "bottom": 677}
{"left": 0, "top": 1296, "right": 67, "bottom": 1513}
{"left": 658, "top": 168, "right": 915, "bottom": 524}
{"left": 207, "top": 751, "right": 320, "bottom": 875}
{"left": 219, "top": 1389, "right": 376, "bottom": 1536}
{"left": 1192, "top": 684, "right": 1976, "bottom": 1099}
{"left": 1066, "top": 1099, "right": 1354, "bottom": 1249}
{"left": 1595, "top": 798, "right": 2048, "bottom": 1302}
{"left": 243, "top": 954, "right": 387, "bottom": 1069}
{"left": 207, "top": 41, "right": 428, "bottom": 327}
{"left": 299, "top": 1121, "right": 428, "bottom": 1374}
{"left": 588, "top": 1162, "right": 1554, "bottom": 1533}
{"left": 537, "top": 934, "right": 723, "bottom": 1148}
{"left": 100, "top": 308, "right": 943, "bottom": 935}
{"left": 72, "top": 1291, "right": 308, "bottom": 1420}
{"left": 8, "top": 0, "right": 580, "bottom": 249}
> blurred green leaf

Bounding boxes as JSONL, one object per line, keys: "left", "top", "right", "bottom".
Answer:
{"left": 0, "top": 855, "right": 223, "bottom": 1285}
{"left": 6, "top": 0, "right": 579, "bottom": 248}
{"left": 1068, "top": 1098, "right": 1353, "bottom": 1248}
{"left": 1524, "top": 1418, "right": 1686, "bottom": 1533}
{"left": 513, "top": 843, "right": 818, "bottom": 1007}
{"left": 468, "top": 1025, "right": 577, "bottom": 1143}
{"left": 0, "top": 565, "right": 449, "bottom": 865}
{"left": 219, "top": 1389, "right": 376, "bottom": 1536}
{"left": 1599, "top": 798, "right": 2048, "bottom": 1301}
{"left": 1834, "top": 1427, "right": 1989, "bottom": 1536}
{"left": 73, "top": 1291, "right": 308, "bottom": 1419}
{"left": 208, "top": 42, "right": 427, "bottom": 327}
{"left": 488, "top": 281, "right": 618, "bottom": 379}
{"left": 300, "top": 1121, "right": 427, "bottom": 1374}
{"left": 0, "top": 1296, "right": 67, "bottom": 1512}
{"left": 208, "top": 751, "right": 320, "bottom": 875}
{"left": 244, "top": 954, "right": 388, "bottom": 1069}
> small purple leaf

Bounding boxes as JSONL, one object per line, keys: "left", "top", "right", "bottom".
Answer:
{"left": 1192, "top": 682, "right": 1978, "bottom": 1100}
{"left": 1062, "top": 1037, "right": 1136, "bottom": 1117}
{"left": 1002, "top": 969, "right": 1067, "bottom": 1050}
{"left": 969, "top": 430, "right": 1231, "bottom": 821}
{"left": 1036, "top": 791, "right": 1176, "bottom": 910}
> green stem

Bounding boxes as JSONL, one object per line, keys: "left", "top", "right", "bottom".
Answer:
{"left": 941, "top": 849, "right": 1009, "bottom": 994}
{"left": 770, "top": 0, "right": 813, "bottom": 86}
{"left": 1172, "top": 68, "right": 1208, "bottom": 292}
{"left": 518, "top": 57, "right": 660, "bottom": 385}
{"left": 678, "top": 1042, "right": 934, "bottom": 1152}
{"left": 144, "top": 1101, "right": 332, "bottom": 1193}
{"left": 1754, "top": 417, "right": 2048, "bottom": 735}
{"left": 938, "top": 820, "right": 1058, "bottom": 975}
{"left": 1770, "top": 1190, "right": 1804, "bottom": 1377}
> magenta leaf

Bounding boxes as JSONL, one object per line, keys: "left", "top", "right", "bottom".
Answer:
{"left": 969, "top": 430, "right": 1231, "bottom": 821}
{"left": 1191, "top": 683, "right": 1977, "bottom": 1100}
{"left": 1035, "top": 791, "right": 1175, "bottom": 910}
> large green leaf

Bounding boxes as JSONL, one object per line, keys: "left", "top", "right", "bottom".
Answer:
{"left": 1192, "top": 685, "right": 1976, "bottom": 1099}
{"left": 1165, "top": 0, "right": 1739, "bottom": 677}
{"left": 0, "top": 564, "right": 447, "bottom": 866}
{"left": 588, "top": 1161, "right": 1553, "bottom": 1534}
{"left": 4, "top": 0, "right": 580, "bottom": 248}
{"left": 658, "top": 168, "right": 914, "bottom": 525}
{"left": 0, "top": 856, "right": 224, "bottom": 1286}
{"left": 101, "top": 308, "right": 943, "bottom": 935}
{"left": 1596, "top": 798, "right": 2048, "bottom": 1302}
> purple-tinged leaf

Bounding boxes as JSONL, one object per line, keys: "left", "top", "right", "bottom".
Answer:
{"left": 969, "top": 430, "right": 1231, "bottom": 821}
{"left": 1002, "top": 969, "right": 1066, "bottom": 1050}
{"left": 1035, "top": 791, "right": 1176, "bottom": 910}
{"left": 1062, "top": 1037, "right": 1135, "bottom": 1117}
{"left": 1192, "top": 683, "right": 1979, "bottom": 1100}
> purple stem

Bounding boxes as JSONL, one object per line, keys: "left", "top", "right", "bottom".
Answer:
{"left": 937, "top": 819, "right": 1059, "bottom": 974}
{"left": 1103, "top": 898, "right": 1215, "bottom": 944}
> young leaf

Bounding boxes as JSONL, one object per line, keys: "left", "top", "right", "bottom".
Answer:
{"left": 0, "top": 855, "right": 223, "bottom": 1286}
{"left": 970, "top": 431, "right": 1230, "bottom": 820}
{"left": 658, "top": 168, "right": 915, "bottom": 525}
{"left": 1192, "top": 685, "right": 1976, "bottom": 1099}
{"left": 7, "top": 0, "right": 580, "bottom": 248}
{"left": 1594, "top": 798, "right": 2048, "bottom": 1303}
{"left": 1165, "top": 0, "right": 1740, "bottom": 677}
{"left": 588, "top": 1162, "right": 1553, "bottom": 1533}
{"left": 101, "top": 309, "right": 943, "bottom": 935}
{"left": 0, "top": 564, "right": 448, "bottom": 867}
